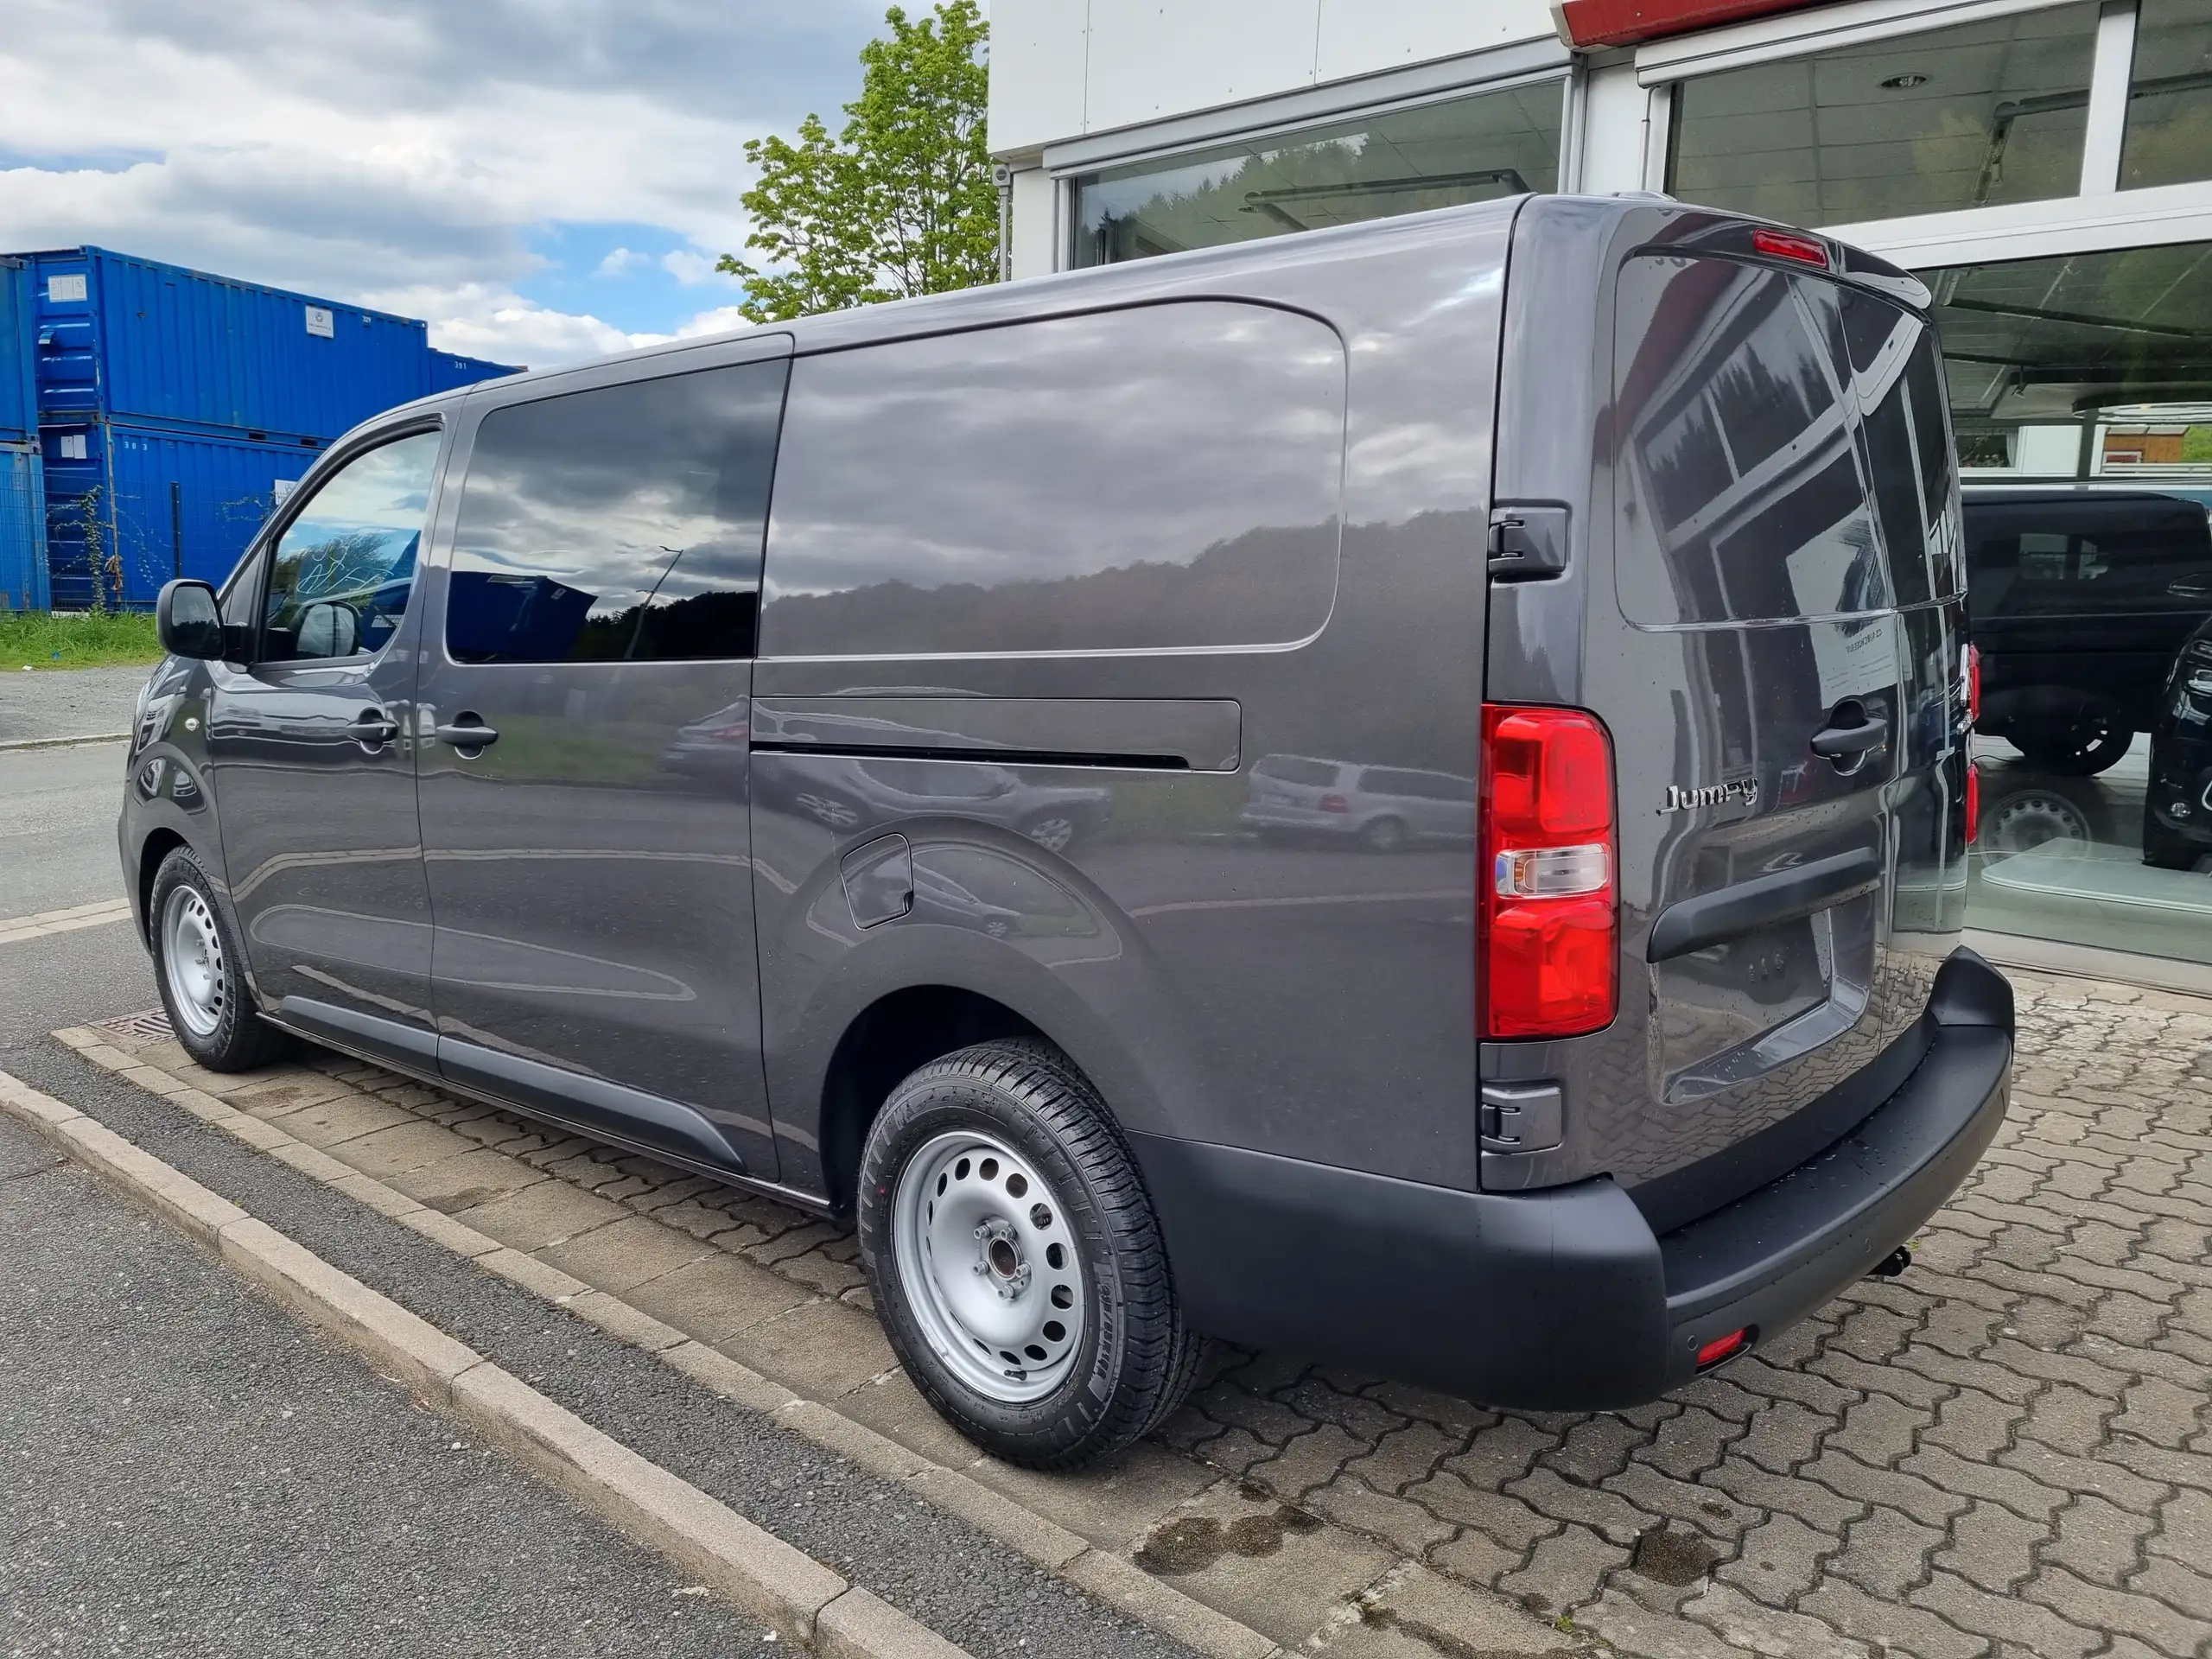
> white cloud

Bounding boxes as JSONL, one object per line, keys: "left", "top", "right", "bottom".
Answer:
{"left": 0, "top": 0, "right": 882, "bottom": 363}
{"left": 661, "top": 249, "right": 735, "bottom": 287}
{"left": 674, "top": 305, "right": 756, "bottom": 340}
{"left": 595, "top": 247, "right": 652, "bottom": 277}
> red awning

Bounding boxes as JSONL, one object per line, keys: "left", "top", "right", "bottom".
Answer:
{"left": 1554, "top": 0, "right": 1831, "bottom": 49}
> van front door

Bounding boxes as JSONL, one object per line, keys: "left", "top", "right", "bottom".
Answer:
{"left": 412, "top": 351, "right": 790, "bottom": 1179}
{"left": 204, "top": 427, "right": 443, "bottom": 1066}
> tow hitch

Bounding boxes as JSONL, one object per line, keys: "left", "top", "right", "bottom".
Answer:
{"left": 1866, "top": 1245, "right": 1913, "bottom": 1280}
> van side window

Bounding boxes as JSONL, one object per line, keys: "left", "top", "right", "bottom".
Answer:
{"left": 262, "top": 431, "right": 440, "bottom": 662}
{"left": 446, "top": 359, "right": 789, "bottom": 664}
{"left": 757, "top": 302, "right": 1344, "bottom": 657}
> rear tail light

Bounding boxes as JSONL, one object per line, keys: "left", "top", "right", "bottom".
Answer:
{"left": 1480, "top": 705, "right": 1618, "bottom": 1039}
{"left": 1965, "top": 762, "right": 1980, "bottom": 845}
{"left": 1965, "top": 644, "right": 1981, "bottom": 727}
{"left": 1319, "top": 792, "right": 1349, "bottom": 813}
{"left": 1751, "top": 226, "right": 1830, "bottom": 270}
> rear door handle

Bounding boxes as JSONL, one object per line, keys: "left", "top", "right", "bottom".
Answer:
{"left": 435, "top": 717, "right": 499, "bottom": 751}
{"left": 348, "top": 710, "right": 399, "bottom": 747}
{"left": 1809, "top": 704, "right": 1889, "bottom": 760}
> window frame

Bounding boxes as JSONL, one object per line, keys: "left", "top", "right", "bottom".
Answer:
{"left": 233, "top": 416, "right": 447, "bottom": 671}
{"left": 435, "top": 334, "right": 796, "bottom": 671}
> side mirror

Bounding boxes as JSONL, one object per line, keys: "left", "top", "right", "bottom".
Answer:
{"left": 156, "top": 579, "right": 225, "bottom": 661}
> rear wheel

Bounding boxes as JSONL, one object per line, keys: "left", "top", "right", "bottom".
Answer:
{"left": 857, "top": 1039, "right": 1202, "bottom": 1470}
{"left": 2016, "top": 714, "right": 2133, "bottom": 776}
{"left": 1361, "top": 815, "right": 1408, "bottom": 853}
{"left": 149, "top": 846, "right": 289, "bottom": 1071}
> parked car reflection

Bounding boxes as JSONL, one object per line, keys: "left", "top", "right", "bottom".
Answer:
{"left": 1238, "top": 754, "right": 1476, "bottom": 852}
{"left": 786, "top": 757, "right": 1109, "bottom": 853}
{"left": 1963, "top": 486, "right": 2212, "bottom": 775}
{"left": 2142, "top": 613, "right": 2212, "bottom": 871}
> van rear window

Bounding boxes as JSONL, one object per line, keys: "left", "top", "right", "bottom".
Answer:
{"left": 758, "top": 302, "right": 1344, "bottom": 658}
{"left": 1613, "top": 256, "right": 1960, "bottom": 627}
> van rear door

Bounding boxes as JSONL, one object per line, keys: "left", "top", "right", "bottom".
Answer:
{"left": 1487, "top": 214, "right": 1967, "bottom": 1226}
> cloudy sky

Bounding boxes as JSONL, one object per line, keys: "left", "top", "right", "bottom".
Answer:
{"left": 0, "top": 0, "right": 893, "bottom": 367}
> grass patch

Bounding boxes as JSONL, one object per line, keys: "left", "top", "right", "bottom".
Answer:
{"left": 0, "top": 609, "right": 164, "bottom": 670}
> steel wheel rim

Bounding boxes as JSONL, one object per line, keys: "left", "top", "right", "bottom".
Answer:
{"left": 891, "top": 1129, "right": 1086, "bottom": 1404}
{"left": 161, "top": 886, "right": 226, "bottom": 1039}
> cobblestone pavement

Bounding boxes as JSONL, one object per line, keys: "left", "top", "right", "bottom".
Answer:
{"left": 81, "top": 968, "right": 2212, "bottom": 1659}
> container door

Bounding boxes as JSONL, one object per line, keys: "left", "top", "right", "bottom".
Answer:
{"left": 412, "top": 356, "right": 788, "bottom": 1180}
{"left": 1587, "top": 254, "right": 1963, "bottom": 1210}
{"left": 203, "top": 428, "right": 442, "bottom": 1064}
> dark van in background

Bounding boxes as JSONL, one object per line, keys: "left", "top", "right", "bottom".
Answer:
{"left": 125, "top": 194, "right": 2006, "bottom": 1468}
{"left": 1961, "top": 486, "right": 2212, "bottom": 775}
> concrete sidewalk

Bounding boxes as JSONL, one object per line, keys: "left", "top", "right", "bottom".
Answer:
{"left": 45, "top": 966, "right": 2212, "bottom": 1659}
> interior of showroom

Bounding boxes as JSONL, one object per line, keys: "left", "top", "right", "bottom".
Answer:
{"left": 991, "top": 0, "right": 2212, "bottom": 988}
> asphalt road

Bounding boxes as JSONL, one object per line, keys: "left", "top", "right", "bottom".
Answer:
{"left": 0, "top": 664, "right": 150, "bottom": 744}
{"left": 0, "top": 1110, "right": 789, "bottom": 1659}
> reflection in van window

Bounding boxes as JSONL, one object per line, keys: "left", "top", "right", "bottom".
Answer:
{"left": 264, "top": 431, "right": 440, "bottom": 662}
{"left": 447, "top": 359, "right": 789, "bottom": 664}
{"left": 1615, "top": 256, "right": 1944, "bottom": 628}
{"left": 758, "top": 302, "right": 1345, "bottom": 657}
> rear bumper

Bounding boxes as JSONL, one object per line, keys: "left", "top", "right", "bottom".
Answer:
{"left": 1131, "top": 949, "right": 2011, "bottom": 1410}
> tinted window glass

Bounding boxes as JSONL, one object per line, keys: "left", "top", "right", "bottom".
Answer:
{"left": 263, "top": 432, "right": 439, "bottom": 662}
{"left": 759, "top": 303, "right": 1344, "bottom": 657}
{"left": 1615, "top": 256, "right": 1884, "bottom": 626}
{"left": 447, "top": 359, "right": 787, "bottom": 664}
{"left": 1965, "top": 496, "right": 2212, "bottom": 619}
{"left": 1840, "top": 290, "right": 1962, "bottom": 608}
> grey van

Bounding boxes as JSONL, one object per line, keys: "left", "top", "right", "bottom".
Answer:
{"left": 124, "top": 194, "right": 2006, "bottom": 1470}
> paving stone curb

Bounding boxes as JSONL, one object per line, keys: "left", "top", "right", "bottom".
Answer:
{"left": 0, "top": 730, "right": 130, "bottom": 753}
{"left": 41, "top": 1032, "right": 1290, "bottom": 1659}
{"left": 0, "top": 1062, "right": 976, "bottom": 1659}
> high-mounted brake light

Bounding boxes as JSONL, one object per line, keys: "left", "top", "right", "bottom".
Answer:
{"left": 1479, "top": 705, "right": 1618, "bottom": 1039}
{"left": 1751, "top": 226, "right": 1830, "bottom": 270}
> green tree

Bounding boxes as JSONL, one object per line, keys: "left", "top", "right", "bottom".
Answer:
{"left": 719, "top": 1, "right": 995, "bottom": 322}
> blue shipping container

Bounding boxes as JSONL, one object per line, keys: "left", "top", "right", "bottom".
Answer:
{"left": 2, "top": 257, "right": 34, "bottom": 442}
{"left": 41, "top": 420, "right": 310, "bottom": 610}
{"left": 429, "top": 347, "right": 524, "bottom": 394}
{"left": 23, "top": 246, "right": 434, "bottom": 442}
{"left": 2, "top": 442, "right": 47, "bottom": 610}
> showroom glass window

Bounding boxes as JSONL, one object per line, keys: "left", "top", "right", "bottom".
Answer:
{"left": 1932, "top": 240, "right": 2212, "bottom": 962}
{"left": 1069, "top": 80, "right": 1562, "bottom": 267}
{"left": 2122, "top": 0, "right": 2212, "bottom": 188}
{"left": 445, "top": 361, "right": 788, "bottom": 664}
{"left": 1667, "top": 5, "right": 2101, "bottom": 226}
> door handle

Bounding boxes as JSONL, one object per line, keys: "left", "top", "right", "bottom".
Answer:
{"left": 435, "top": 716, "right": 499, "bottom": 751}
{"left": 1809, "top": 702, "right": 1888, "bottom": 760}
{"left": 348, "top": 709, "right": 399, "bottom": 747}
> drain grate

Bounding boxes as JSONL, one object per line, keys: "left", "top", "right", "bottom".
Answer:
{"left": 93, "top": 1008, "right": 174, "bottom": 1046}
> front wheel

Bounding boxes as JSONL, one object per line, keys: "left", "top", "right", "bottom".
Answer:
{"left": 2016, "top": 715, "right": 2133, "bottom": 776}
{"left": 856, "top": 1039, "right": 1202, "bottom": 1470}
{"left": 148, "top": 846, "right": 289, "bottom": 1071}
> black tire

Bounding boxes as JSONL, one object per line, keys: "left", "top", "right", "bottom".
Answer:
{"left": 2016, "top": 718, "right": 2133, "bottom": 777}
{"left": 856, "top": 1039, "right": 1203, "bottom": 1470}
{"left": 147, "top": 846, "right": 289, "bottom": 1072}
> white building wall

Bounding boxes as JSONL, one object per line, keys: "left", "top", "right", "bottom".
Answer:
{"left": 988, "top": 0, "right": 1559, "bottom": 157}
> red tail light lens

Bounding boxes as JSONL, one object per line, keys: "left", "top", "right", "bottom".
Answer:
{"left": 1696, "top": 1327, "right": 1750, "bottom": 1370}
{"left": 1966, "top": 644, "right": 1981, "bottom": 727}
{"left": 1480, "top": 705, "right": 1618, "bottom": 1039}
{"left": 1751, "top": 226, "right": 1830, "bottom": 269}
{"left": 1965, "top": 762, "right": 1980, "bottom": 846}
{"left": 1319, "top": 792, "right": 1349, "bottom": 813}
